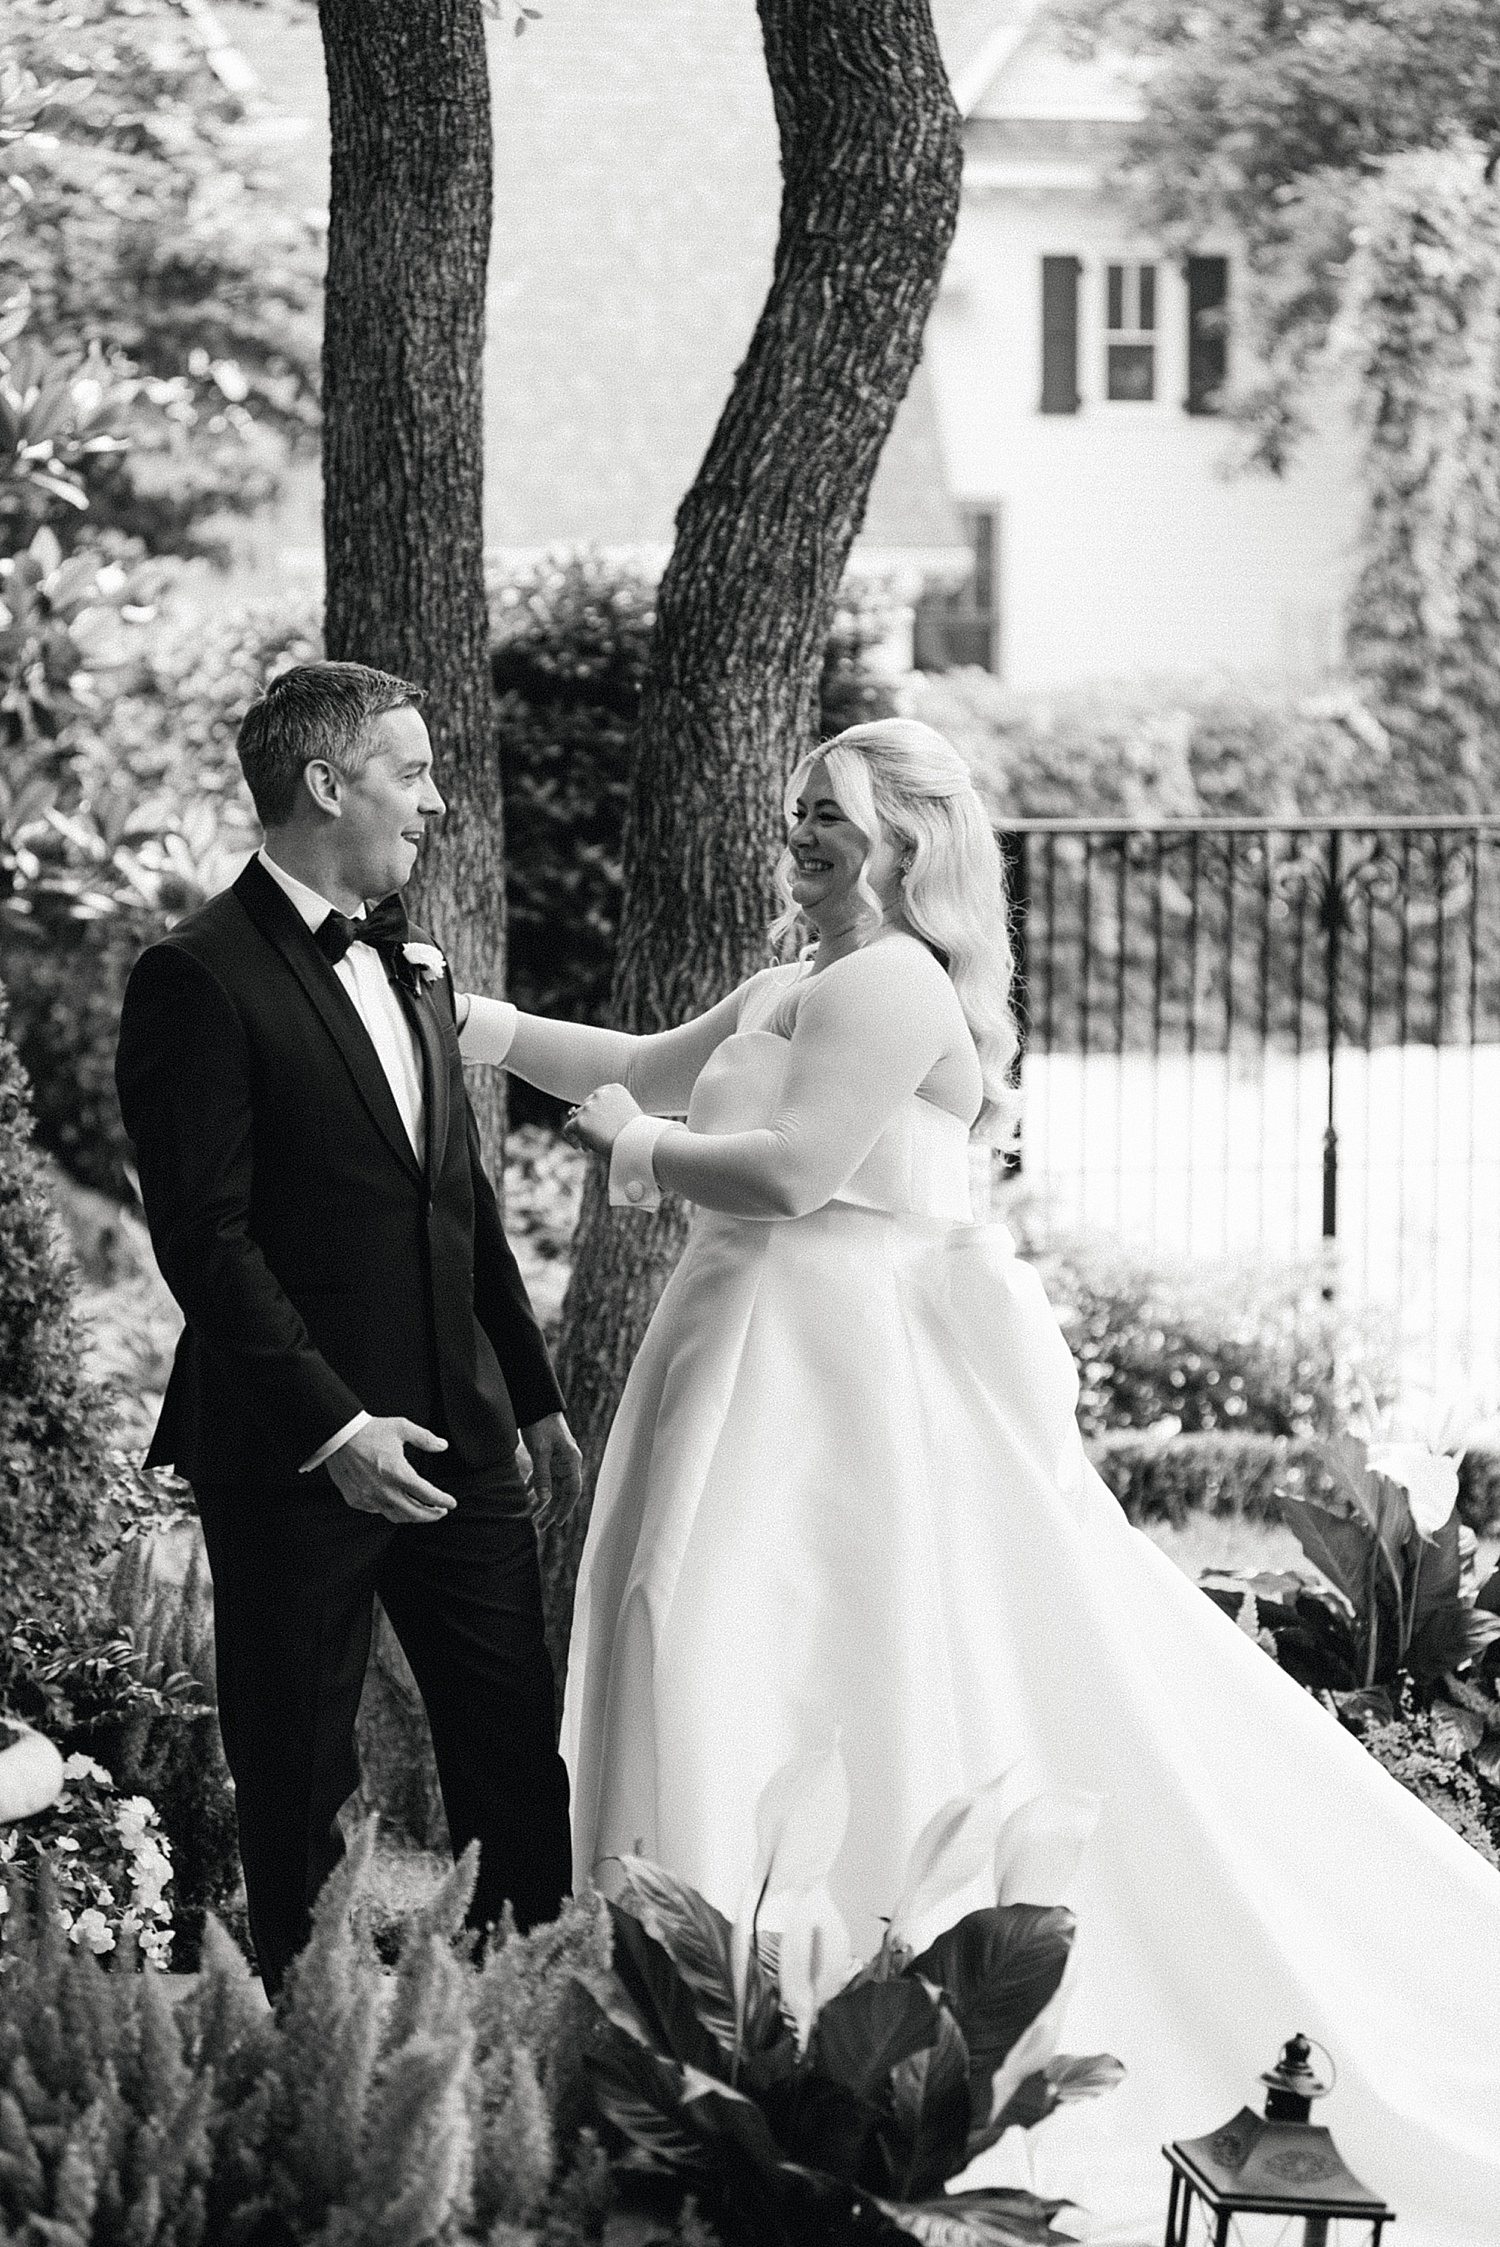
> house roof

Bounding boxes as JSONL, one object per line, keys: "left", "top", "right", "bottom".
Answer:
{"left": 215, "top": 0, "right": 1022, "bottom": 563}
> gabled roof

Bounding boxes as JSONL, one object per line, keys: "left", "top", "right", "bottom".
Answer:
{"left": 217, "top": 0, "right": 1006, "bottom": 562}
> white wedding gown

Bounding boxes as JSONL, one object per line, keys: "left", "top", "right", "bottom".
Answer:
{"left": 498, "top": 945, "right": 1500, "bottom": 2247}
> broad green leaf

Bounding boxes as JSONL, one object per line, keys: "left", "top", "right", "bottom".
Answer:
{"left": 809, "top": 1978, "right": 944, "bottom": 2102}
{"left": 1409, "top": 1605, "right": 1500, "bottom": 1681}
{"left": 757, "top": 2065, "right": 883, "bottom": 2184}
{"left": 1280, "top": 1495, "right": 1376, "bottom": 1617}
{"left": 608, "top": 1856, "right": 776, "bottom": 2053}
{"left": 906, "top": 1907, "right": 1073, "bottom": 2103}
{"left": 607, "top": 1903, "right": 732, "bottom": 2079}
{"left": 883, "top": 2002, "right": 973, "bottom": 2200}
{"left": 874, "top": 2186, "right": 1077, "bottom": 2246}
{"left": 578, "top": 1997, "right": 705, "bottom": 2173}
{"left": 1476, "top": 1566, "right": 1500, "bottom": 1617}
{"left": 1408, "top": 1512, "right": 1462, "bottom": 1644}
{"left": 984, "top": 2047, "right": 1123, "bottom": 2138}
{"left": 677, "top": 2067, "right": 788, "bottom": 2175}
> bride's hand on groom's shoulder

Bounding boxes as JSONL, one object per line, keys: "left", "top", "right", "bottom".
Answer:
{"left": 519, "top": 1412, "right": 584, "bottom": 1532}
{"left": 563, "top": 1083, "right": 641, "bottom": 1157}
{"left": 325, "top": 1417, "right": 456, "bottom": 1524}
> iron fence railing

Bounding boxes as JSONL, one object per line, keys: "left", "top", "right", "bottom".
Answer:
{"left": 993, "top": 818, "right": 1500, "bottom": 1405}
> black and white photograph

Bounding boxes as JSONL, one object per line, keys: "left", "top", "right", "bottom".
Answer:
{"left": 2, "top": 2, "right": 1498, "bottom": 2243}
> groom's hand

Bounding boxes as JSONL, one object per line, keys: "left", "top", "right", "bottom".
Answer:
{"left": 520, "top": 1412, "right": 583, "bottom": 1531}
{"left": 325, "top": 1416, "right": 455, "bottom": 1524}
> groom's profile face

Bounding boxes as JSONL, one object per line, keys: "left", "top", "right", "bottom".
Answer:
{"left": 327, "top": 703, "right": 445, "bottom": 902}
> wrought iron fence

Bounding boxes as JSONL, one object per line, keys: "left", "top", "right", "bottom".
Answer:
{"left": 993, "top": 818, "right": 1500, "bottom": 1408}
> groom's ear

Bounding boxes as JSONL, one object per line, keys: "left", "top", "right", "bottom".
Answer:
{"left": 300, "top": 759, "right": 344, "bottom": 818}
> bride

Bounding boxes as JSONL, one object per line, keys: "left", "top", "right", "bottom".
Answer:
{"left": 460, "top": 718, "right": 1500, "bottom": 2246}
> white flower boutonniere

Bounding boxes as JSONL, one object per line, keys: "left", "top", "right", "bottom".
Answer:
{"left": 402, "top": 940, "right": 447, "bottom": 985}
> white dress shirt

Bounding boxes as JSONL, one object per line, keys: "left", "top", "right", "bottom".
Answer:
{"left": 257, "top": 846, "right": 430, "bottom": 1469}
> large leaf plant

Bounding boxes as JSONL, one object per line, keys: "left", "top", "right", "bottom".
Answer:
{"left": 575, "top": 1749, "right": 1122, "bottom": 2247}
{"left": 1202, "top": 1412, "right": 1500, "bottom": 1771}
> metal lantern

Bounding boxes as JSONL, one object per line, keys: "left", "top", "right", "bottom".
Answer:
{"left": 1163, "top": 2034, "right": 1395, "bottom": 2247}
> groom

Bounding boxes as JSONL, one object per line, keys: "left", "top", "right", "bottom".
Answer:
{"left": 115, "top": 660, "right": 578, "bottom": 1995}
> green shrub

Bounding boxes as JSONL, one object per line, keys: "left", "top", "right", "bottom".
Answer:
{"left": 1023, "top": 1226, "right": 1397, "bottom": 1443}
{"left": 0, "top": 995, "right": 118, "bottom": 1667}
{"left": 905, "top": 670, "right": 1388, "bottom": 823}
{"left": 1334, "top": 1683, "right": 1500, "bottom": 1868}
{"left": 1088, "top": 1429, "right": 1316, "bottom": 1525}
{"left": 0, "top": 1822, "right": 723, "bottom": 2247}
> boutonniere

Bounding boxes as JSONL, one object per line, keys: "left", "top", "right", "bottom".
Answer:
{"left": 401, "top": 940, "right": 447, "bottom": 985}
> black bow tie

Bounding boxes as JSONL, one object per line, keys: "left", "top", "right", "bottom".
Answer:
{"left": 314, "top": 892, "right": 410, "bottom": 968}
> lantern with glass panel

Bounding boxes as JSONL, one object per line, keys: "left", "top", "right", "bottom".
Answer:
{"left": 1162, "top": 2035, "right": 1394, "bottom": 2247}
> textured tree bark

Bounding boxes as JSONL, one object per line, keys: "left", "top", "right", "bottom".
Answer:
{"left": 543, "top": 0, "right": 962, "bottom": 1683}
{"left": 317, "top": 0, "right": 506, "bottom": 1173}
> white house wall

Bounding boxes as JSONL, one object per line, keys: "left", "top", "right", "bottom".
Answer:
{"left": 929, "top": 183, "right": 1363, "bottom": 692}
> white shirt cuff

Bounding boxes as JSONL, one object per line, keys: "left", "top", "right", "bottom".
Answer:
{"left": 609, "top": 1114, "right": 673, "bottom": 1210}
{"left": 457, "top": 995, "right": 519, "bottom": 1064}
{"left": 301, "top": 1411, "right": 371, "bottom": 1472}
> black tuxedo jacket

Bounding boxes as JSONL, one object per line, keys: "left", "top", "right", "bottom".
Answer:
{"left": 115, "top": 855, "right": 563, "bottom": 1492}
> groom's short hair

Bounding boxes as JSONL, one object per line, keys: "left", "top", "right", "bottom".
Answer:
{"left": 237, "top": 661, "right": 426, "bottom": 826}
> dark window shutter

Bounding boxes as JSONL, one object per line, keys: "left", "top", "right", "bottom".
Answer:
{"left": 1185, "top": 255, "right": 1229, "bottom": 415}
{"left": 1040, "top": 256, "right": 1081, "bottom": 414}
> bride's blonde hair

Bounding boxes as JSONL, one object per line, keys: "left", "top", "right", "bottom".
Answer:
{"left": 769, "top": 717, "right": 1022, "bottom": 1144}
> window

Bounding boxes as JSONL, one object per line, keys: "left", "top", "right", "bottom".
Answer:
{"left": 1039, "top": 256, "right": 1081, "bottom": 415}
{"left": 1105, "top": 261, "right": 1156, "bottom": 401}
{"left": 1185, "top": 254, "right": 1229, "bottom": 414}
{"left": 913, "top": 508, "right": 1001, "bottom": 676}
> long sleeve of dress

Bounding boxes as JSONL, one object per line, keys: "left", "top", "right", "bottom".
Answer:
{"left": 459, "top": 985, "right": 755, "bottom": 1114}
{"left": 650, "top": 940, "right": 966, "bottom": 1220}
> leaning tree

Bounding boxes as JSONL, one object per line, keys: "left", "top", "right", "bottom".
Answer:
{"left": 543, "top": 0, "right": 963, "bottom": 1675}
{"left": 317, "top": 0, "right": 506, "bottom": 1168}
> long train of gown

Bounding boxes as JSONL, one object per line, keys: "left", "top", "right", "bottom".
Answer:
{"left": 560, "top": 979, "right": 1500, "bottom": 2247}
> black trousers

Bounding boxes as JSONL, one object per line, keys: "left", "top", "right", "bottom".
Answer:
{"left": 193, "top": 1472, "right": 572, "bottom": 1998}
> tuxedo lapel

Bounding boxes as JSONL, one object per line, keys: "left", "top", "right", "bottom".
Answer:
{"left": 233, "top": 856, "right": 424, "bottom": 1186}
{"left": 398, "top": 977, "right": 452, "bottom": 1186}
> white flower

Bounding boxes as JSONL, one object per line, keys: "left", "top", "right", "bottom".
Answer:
{"left": 402, "top": 940, "right": 446, "bottom": 982}
{"left": 0, "top": 1882, "right": 9, "bottom": 1918}
{"left": 1366, "top": 1440, "right": 1460, "bottom": 1537}
{"left": 52, "top": 1835, "right": 79, "bottom": 1855}
{"left": 61, "top": 1753, "right": 112, "bottom": 1788}
{"left": 115, "top": 1797, "right": 157, "bottom": 1847}
{"left": 70, "top": 1908, "right": 116, "bottom": 1955}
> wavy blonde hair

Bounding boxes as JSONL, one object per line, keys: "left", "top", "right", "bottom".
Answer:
{"left": 770, "top": 717, "right": 1022, "bottom": 1143}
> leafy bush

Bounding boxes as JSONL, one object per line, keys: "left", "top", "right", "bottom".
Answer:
{"left": 0, "top": 565, "right": 309, "bottom": 1187}
{"left": 1023, "top": 1227, "right": 1397, "bottom": 1443}
{"left": 1089, "top": 1428, "right": 1308, "bottom": 1525}
{"left": 0, "top": 1822, "right": 719, "bottom": 2247}
{"left": 905, "top": 670, "right": 1389, "bottom": 823}
{"left": 580, "top": 1747, "right": 1120, "bottom": 2247}
{"left": 1334, "top": 1684, "right": 1500, "bottom": 1869}
{"left": 0, "top": 993, "right": 119, "bottom": 1668}
{"left": 1, "top": 0, "right": 322, "bottom": 558}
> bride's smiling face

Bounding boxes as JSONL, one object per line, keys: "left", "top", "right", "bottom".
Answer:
{"left": 787, "top": 757, "right": 903, "bottom": 927}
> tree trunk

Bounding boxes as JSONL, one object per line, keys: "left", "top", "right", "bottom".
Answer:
{"left": 317, "top": 0, "right": 506, "bottom": 1173}
{"left": 543, "top": 0, "right": 962, "bottom": 1682}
